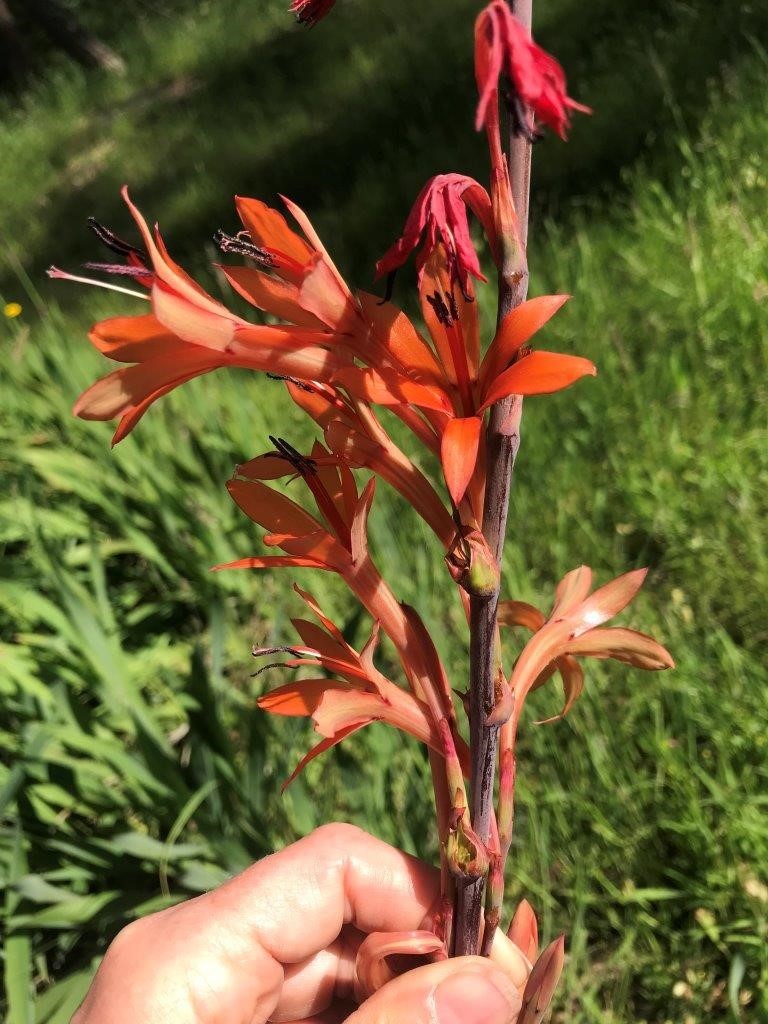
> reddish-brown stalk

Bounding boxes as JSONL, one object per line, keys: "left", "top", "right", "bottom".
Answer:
{"left": 454, "top": 0, "right": 533, "bottom": 959}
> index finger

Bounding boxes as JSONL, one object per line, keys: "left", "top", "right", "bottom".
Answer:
{"left": 211, "top": 822, "right": 440, "bottom": 964}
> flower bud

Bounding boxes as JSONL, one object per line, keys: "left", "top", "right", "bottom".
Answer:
{"left": 446, "top": 528, "right": 500, "bottom": 599}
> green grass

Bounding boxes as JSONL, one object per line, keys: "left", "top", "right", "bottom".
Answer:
{"left": 2, "top": 2, "right": 768, "bottom": 1022}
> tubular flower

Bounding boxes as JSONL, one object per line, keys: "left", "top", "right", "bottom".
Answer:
{"left": 290, "top": 0, "right": 336, "bottom": 26}
{"left": 376, "top": 174, "right": 495, "bottom": 296}
{"left": 279, "top": 376, "right": 455, "bottom": 546}
{"left": 499, "top": 565, "right": 674, "bottom": 728}
{"left": 253, "top": 585, "right": 452, "bottom": 787}
{"left": 474, "top": 0, "right": 590, "bottom": 138}
{"left": 416, "top": 246, "right": 595, "bottom": 507}
{"left": 70, "top": 189, "right": 349, "bottom": 444}
{"left": 215, "top": 438, "right": 462, "bottom": 756}
{"left": 217, "top": 194, "right": 366, "bottom": 340}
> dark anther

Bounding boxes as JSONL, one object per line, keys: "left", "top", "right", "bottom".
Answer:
{"left": 426, "top": 291, "right": 454, "bottom": 327}
{"left": 213, "top": 229, "right": 277, "bottom": 268}
{"left": 87, "top": 218, "right": 148, "bottom": 263}
{"left": 500, "top": 78, "right": 542, "bottom": 144}
{"left": 268, "top": 436, "right": 317, "bottom": 475}
{"left": 378, "top": 269, "right": 397, "bottom": 306}
{"left": 266, "top": 373, "right": 317, "bottom": 393}
{"left": 447, "top": 292, "right": 460, "bottom": 322}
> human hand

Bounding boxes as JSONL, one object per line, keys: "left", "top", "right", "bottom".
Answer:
{"left": 72, "top": 823, "right": 529, "bottom": 1024}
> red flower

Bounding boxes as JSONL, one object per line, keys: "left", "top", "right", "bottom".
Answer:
{"left": 474, "top": 0, "right": 590, "bottom": 139}
{"left": 376, "top": 174, "right": 494, "bottom": 296}
{"left": 290, "top": 0, "right": 336, "bottom": 26}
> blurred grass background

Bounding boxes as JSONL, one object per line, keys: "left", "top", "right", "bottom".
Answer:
{"left": 1, "top": 1, "right": 767, "bottom": 1021}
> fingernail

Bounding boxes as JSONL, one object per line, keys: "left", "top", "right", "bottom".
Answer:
{"left": 433, "top": 968, "right": 521, "bottom": 1024}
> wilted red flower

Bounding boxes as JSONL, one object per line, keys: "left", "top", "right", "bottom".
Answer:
{"left": 474, "top": 0, "right": 590, "bottom": 139}
{"left": 290, "top": 0, "right": 336, "bottom": 27}
{"left": 376, "top": 174, "right": 494, "bottom": 296}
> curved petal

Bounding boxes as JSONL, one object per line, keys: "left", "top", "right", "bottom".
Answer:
{"left": 551, "top": 565, "right": 593, "bottom": 617}
{"left": 281, "top": 722, "right": 368, "bottom": 791}
{"left": 88, "top": 313, "right": 182, "bottom": 363}
{"left": 258, "top": 678, "right": 349, "bottom": 717}
{"left": 220, "top": 265, "right": 325, "bottom": 329}
{"left": 334, "top": 366, "right": 452, "bottom": 413}
{"left": 479, "top": 350, "right": 597, "bottom": 411}
{"left": 479, "top": 295, "right": 570, "bottom": 390}
{"left": 565, "top": 626, "right": 674, "bottom": 670}
{"left": 211, "top": 555, "right": 332, "bottom": 572}
{"left": 573, "top": 567, "right": 647, "bottom": 635}
{"left": 357, "top": 292, "right": 445, "bottom": 383}
{"left": 227, "top": 477, "right": 323, "bottom": 538}
{"left": 73, "top": 348, "right": 218, "bottom": 421}
{"left": 440, "top": 416, "right": 482, "bottom": 504}
{"left": 498, "top": 600, "right": 546, "bottom": 632}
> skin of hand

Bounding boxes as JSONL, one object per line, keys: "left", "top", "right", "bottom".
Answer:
{"left": 72, "top": 823, "right": 530, "bottom": 1024}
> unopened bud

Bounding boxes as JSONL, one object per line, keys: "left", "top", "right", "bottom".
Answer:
{"left": 446, "top": 808, "right": 490, "bottom": 880}
{"left": 446, "top": 528, "right": 500, "bottom": 599}
{"left": 486, "top": 669, "right": 514, "bottom": 726}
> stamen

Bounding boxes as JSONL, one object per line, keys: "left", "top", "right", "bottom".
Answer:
{"left": 47, "top": 266, "right": 150, "bottom": 301}
{"left": 378, "top": 269, "right": 397, "bottom": 306}
{"left": 269, "top": 435, "right": 318, "bottom": 476}
{"left": 267, "top": 373, "right": 317, "bottom": 394}
{"left": 213, "top": 229, "right": 277, "bottom": 268}
{"left": 426, "top": 292, "right": 454, "bottom": 327}
{"left": 87, "top": 218, "right": 148, "bottom": 262}
{"left": 269, "top": 435, "right": 352, "bottom": 549}
{"left": 501, "top": 78, "right": 543, "bottom": 144}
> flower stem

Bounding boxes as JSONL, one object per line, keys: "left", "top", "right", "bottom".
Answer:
{"left": 453, "top": 0, "right": 533, "bottom": 958}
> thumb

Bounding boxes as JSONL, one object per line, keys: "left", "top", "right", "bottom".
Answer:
{"left": 346, "top": 956, "right": 522, "bottom": 1024}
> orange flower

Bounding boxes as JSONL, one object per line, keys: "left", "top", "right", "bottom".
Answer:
{"left": 416, "top": 246, "right": 595, "bottom": 505}
{"left": 253, "top": 585, "right": 449, "bottom": 787}
{"left": 499, "top": 565, "right": 674, "bottom": 727}
{"left": 72, "top": 189, "right": 349, "bottom": 444}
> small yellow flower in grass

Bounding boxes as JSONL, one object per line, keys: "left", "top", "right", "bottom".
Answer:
{"left": 4, "top": 302, "right": 22, "bottom": 318}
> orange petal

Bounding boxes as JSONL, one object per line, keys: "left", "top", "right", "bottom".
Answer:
{"left": 88, "top": 313, "right": 182, "bottom": 363}
{"left": 551, "top": 565, "right": 593, "bottom": 617}
{"left": 258, "top": 679, "right": 349, "bottom": 717}
{"left": 281, "top": 722, "right": 368, "bottom": 791}
{"left": 235, "top": 196, "right": 314, "bottom": 271}
{"left": 357, "top": 291, "right": 445, "bottom": 383}
{"left": 220, "top": 265, "right": 325, "bottom": 329}
{"left": 565, "top": 627, "right": 674, "bottom": 670}
{"left": 350, "top": 478, "right": 376, "bottom": 565}
{"left": 334, "top": 366, "right": 452, "bottom": 413}
{"left": 440, "top": 416, "right": 482, "bottom": 504}
{"left": 498, "top": 600, "right": 546, "bottom": 633}
{"left": 299, "top": 252, "right": 362, "bottom": 333}
{"left": 573, "top": 567, "right": 648, "bottom": 635}
{"left": 479, "top": 295, "right": 570, "bottom": 390}
{"left": 535, "top": 655, "right": 584, "bottom": 724}
{"left": 73, "top": 348, "right": 218, "bottom": 421}
{"left": 211, "top": 555, "right": 331, "bottom": 572}
{"left": 479, "top": 351, "right": 597, "bottom": 411}
{"left": 227, "top": 477, "right": 323, "bottom": 538}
